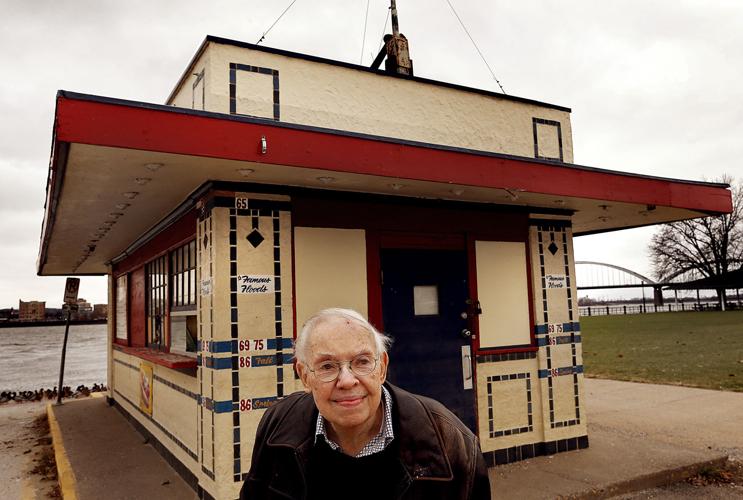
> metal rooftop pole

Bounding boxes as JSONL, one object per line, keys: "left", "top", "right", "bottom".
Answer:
{"left": 390, "top": 0, "right": 400, "bottom": 36}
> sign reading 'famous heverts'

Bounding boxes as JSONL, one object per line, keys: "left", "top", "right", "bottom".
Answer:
{"left": 237, "top": 275, "right": 275, "bottom": 294}
{"left": 545, "top": 274, "right": 566, "bottom": 289}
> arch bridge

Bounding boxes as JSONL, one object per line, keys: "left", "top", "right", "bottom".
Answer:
{"left": 574, "top": 261, "right": 694, "bottom": 308}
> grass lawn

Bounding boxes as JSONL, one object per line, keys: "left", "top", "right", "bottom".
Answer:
{"left": 581, "top": 310, "right": 743, "bottom": 392}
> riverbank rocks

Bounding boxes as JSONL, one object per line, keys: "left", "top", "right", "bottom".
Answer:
{"left": 0, "top": 383, "right": 107, "bottom": 404}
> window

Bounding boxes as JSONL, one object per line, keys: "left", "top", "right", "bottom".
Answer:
{"left": 139, "top": 240, "right": 197, "bottom": 354}
{"left": 170, "top": 240, "right": 197, "bottom": 355}
{"left": 170, "top": 315, "right": 197, "bottom": 355}
{"left": 171, "top": 240, "right": 197, "bottom": 310}
{"left": 413, "top": 285, "right": 439, "bottom": 316}
{"left": 115, "top": 275, "right": 128, "bottom": 341}
{"left": 146, "top": 255, "right": 168, "bottom": 348}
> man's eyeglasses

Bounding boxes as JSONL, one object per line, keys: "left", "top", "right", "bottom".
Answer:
{"left": 308, "top": 354, "right": 378, "bottom": 382}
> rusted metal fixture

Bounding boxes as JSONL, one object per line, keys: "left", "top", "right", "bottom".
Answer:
{"left": 370, "top": 0, "right": 413, "bottom": 76}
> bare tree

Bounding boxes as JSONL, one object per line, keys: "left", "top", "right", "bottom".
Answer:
{"left": 649, "top": 175, "right": 742, "bottom": 306}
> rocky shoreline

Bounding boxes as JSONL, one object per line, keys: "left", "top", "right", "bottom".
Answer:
{"left": 0, "top": 383, "right": 107, "bottom": 404}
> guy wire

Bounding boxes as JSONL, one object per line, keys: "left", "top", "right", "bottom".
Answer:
{"left": 360, "top": 0, "right": 371, "bottom": 64}
{"left": 257, "top": 0, "right": 299, "bottom": 45}
{"left": 443, "top": 0, "right": 506, "bottom": 94}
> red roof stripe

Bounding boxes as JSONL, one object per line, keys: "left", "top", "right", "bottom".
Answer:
{"left": 54, "top": 95, "right": 732, "bottom": 214}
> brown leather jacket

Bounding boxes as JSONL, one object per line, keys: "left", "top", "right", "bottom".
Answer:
{"left": 240, "top": 383, "right": 491, "bottom": 499}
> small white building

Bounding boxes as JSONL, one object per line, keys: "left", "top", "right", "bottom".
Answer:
{"left": 38, "top": 35, "right": 732, "bottom": 499}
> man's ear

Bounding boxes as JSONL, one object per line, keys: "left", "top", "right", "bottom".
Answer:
{"left": 296, "top": 361, "right": 312, "bottom": 392}
{"left": 378, "top": 351, "right": 389, "bottom": 384}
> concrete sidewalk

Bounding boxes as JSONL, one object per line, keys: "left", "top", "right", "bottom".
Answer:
{"left": 490, "top": 379, "right": 743, "bottom": 499}
{"left": 48, "top": 395, "right": 196, "bottom": 499}
{"left": 47, "top": 379, "right": 743, "bottom": 499}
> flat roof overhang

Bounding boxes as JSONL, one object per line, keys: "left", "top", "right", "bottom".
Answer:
{"left": 38, "top": 91, "right": 733, "bottom": 276}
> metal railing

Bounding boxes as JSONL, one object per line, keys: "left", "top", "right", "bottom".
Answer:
{"left": 578, "top": 301, "right": 742, "bottom": 316}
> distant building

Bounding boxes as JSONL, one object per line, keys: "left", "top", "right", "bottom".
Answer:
{"left": 44, "top": 308, "right": 65, "bottom": 321}
{"left": 0, "top": 308, "right": 17, "bottom": 322}
{"left": 19, "top": 300, "right": 45, "bottom": 321}
{"left": 76, "top": 298, "right": 93, "bottom": 313}
{"left": 93, "top": 303, "right": 108, "bottom": 319}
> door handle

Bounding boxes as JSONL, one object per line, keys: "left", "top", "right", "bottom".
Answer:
{"left": 461, "top": 346, "right": 473, "bottom": 390}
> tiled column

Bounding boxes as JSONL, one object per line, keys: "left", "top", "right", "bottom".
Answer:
{"left": 197, "top": 192, "right": 294, "bottom": 500}
{"left": 529, "top": 222, "right": 588, "bottom": 450}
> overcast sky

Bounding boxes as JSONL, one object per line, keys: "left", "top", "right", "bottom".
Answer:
{"left": 1, "top": 0, "right": 741, "bottom": 308}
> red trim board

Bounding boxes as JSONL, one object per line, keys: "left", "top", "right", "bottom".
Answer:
{"left": 53, "top": 95, "right": 732, "bottom": 215}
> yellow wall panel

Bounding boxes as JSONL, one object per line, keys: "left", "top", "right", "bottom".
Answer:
{"left": 294, "top": 227, "right": 368, "bottom": 328}
{"left": 476, "top": 241, "right": 531, "bottom": 348}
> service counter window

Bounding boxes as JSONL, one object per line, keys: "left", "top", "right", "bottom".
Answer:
{"left": 117, "top": 238, "right": 198, "bottom": 368}
{"left": 171, "top": 240, "right": 196, "bottom": 310}
{"left": 170, "top": 314, "right": 197, "bottom": 355}
{"left": 170, "top": 240, "right": 196, "bottom": 355}
{"left": 146, "top": 255, "right": 168, "bottom": 349}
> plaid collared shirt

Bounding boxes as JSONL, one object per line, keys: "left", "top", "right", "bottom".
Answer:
{"left": 314, "top": 385, "right": 395, "bottom": 458}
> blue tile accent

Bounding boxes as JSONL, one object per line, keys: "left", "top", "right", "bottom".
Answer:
{"left": 197, "top": 340, "right": 235, "bottom": 353}
{"left": 534, "top": 322, "right": 581, "bottom": 336}
{"left": 213, "top": 400, "right": 234, "bottom": 413}
{"left": 538, "top": 365, "right": 584, "bottom": 379}
{"left": 266, "top": 338, "right": 293, "bottom": 350}
{"left": 198, "top": 338, "right": 292, "bottom": 352}
{"left": 536, "top": 334, "right": 582, "bottom": 347}
{"left": 204, "top": 356, "right": 233, "bottom": 370}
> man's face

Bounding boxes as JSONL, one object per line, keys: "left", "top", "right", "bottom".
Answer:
{"left": 298, "top": 317, "right": 388, "bottom": 436}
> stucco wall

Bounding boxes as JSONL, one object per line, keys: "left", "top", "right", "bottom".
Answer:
{"left": 111, "top": 349, "right": 200, "bottom": 476}
{"left": 169, "top": 50, "right": 210, "bottom": 111}
{"left": 196, "top": 193, "right": 295, "bottom": 500}
{"left": 168, "top": 41, "right": 574, "bottom": 162}
{"left": 293, "top": 227, "right": 368, "bottom": 329}
{"left": 474, "top": 221, "right": 586, "bottom": 460}
{"left": 528, "top": 222, "right": 586, "bottom": 443}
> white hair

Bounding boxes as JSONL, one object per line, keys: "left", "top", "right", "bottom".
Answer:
{"left": 294, "top": 308, "right": 392, "bottom": 364}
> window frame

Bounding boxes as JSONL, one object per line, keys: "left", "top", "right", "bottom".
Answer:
{"left": 115, "top": 274, "right": 128, "bottom": 343}
{"left": 145, "top": 254, "right": 169, "bottom": 349}
{"left": 170, "top": 239, "right": 197, "bottom": 312}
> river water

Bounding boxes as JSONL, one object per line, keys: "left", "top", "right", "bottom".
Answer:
{"left": 0, "top": 324, "right": 107, "bottom": 392}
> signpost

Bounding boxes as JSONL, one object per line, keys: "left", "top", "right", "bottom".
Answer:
{"left": 56, "top": 278, "right": 80, "bottom": 405}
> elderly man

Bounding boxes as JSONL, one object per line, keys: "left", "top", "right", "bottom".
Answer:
{"left": 240, "top": 308, "right": 490, "bottom": 499}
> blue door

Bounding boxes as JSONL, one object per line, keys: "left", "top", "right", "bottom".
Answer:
{"left": 381, "top": 249, "right": 476, "bottom": 433}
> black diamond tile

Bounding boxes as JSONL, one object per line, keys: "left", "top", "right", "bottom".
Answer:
{"left": 548, "top": 242, "right": 559, "bottom": 255}
{"left": 203, "top": 233, "right": 209, "bottom": 248}
{"left": 246, "top": 230, "right": 265, "bottom": 248}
